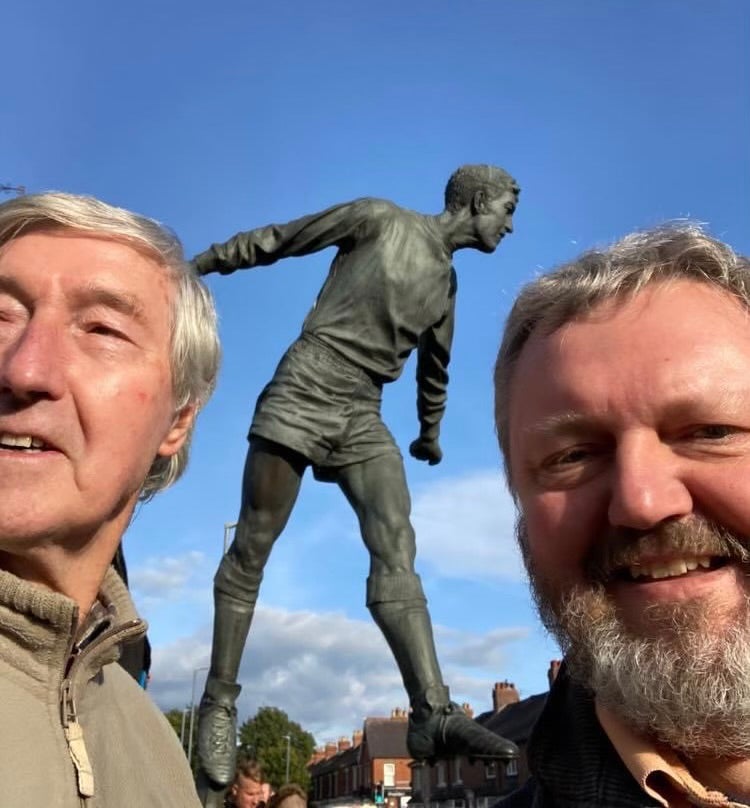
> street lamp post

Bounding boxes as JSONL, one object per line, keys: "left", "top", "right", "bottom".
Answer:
{"left": 283, "top": 734, "right": 291, "bottom": 784}
{"left": 223, "top": 522, "right": 237, "bottom": 554}
{"left": 187, "top": 665, "right": 209, "bottom": 768}
{"left": 180, "top": 707, "right": 190, "bottom": 747}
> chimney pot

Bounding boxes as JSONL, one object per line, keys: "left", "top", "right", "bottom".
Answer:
{"left": 492, "top": 680, "right": 520, "bottom": 711}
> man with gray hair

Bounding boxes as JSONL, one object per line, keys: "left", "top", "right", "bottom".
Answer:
{"left": 0, "top": 191, "right": 220, "bottom": 806}
{"left": 495, "top": 224, "right": 750, "bottom": 806}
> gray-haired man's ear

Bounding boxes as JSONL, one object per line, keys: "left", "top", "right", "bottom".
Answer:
{"left": 157, "top": 403, "right": 197, "bottom": 459}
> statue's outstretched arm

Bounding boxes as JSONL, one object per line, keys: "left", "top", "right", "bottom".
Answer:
{"left": 191, "top": 199, "right": 372, "bottom": 276}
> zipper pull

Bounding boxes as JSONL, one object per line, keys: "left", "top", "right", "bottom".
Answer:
{"left": 61, "top": 679, "right": 95, "bottom": 797}
{"left": 64, "top": 721, "right": 95, "bottom": 798}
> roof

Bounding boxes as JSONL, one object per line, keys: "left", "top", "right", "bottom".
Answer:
{"left": 477, "top": 693, "right": 547, "bottom": 745}
{"left": 309, "top": 743, "right": 360, "bottom": 776}
{"left": 362, "top": 717, "right": 410, "bottom": 759}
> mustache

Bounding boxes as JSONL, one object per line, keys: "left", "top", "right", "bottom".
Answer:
{"left": 586, "top": 517, "right": 750, "bottom": 583}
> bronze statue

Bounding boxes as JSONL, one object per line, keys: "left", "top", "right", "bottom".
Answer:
{"left": 193, "top": 165, "right": 520, "bottom": 789}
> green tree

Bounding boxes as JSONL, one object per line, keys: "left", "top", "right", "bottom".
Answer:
{"left": 164, "top": 708, "right": 187, "bottom": 741}
{"left": 238, "top": 706, "right": 315, "bottom": 791}
{"left": 163, "top": 707, "right": 197, "bottom": 767}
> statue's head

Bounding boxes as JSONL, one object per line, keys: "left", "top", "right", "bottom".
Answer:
{"left": 444, "top": 165, "right": 518, "bottom": 211}
{"left": 444, "top": 165, "right": 520, "bottom": 253}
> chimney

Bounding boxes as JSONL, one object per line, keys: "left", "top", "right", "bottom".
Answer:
{"left": 310, "top": 747, "right": 326, "bottom": 765}
{"left": 324, "top": 741, "right": 338, "bottom": 758}
{"left": 338, "top": 736, "right": 352, "bottom": 752}
{"left": 352, "top": 730, "right": 363, "bottom": 747}
{"left": 548, "top": 660, "right": 562, "bottom": 688}
{"left": 460, "top": 702, "right": 474, "bottom": 718}
{"left": 390, "top": 707, "right": 408, "bottom": 720}
{"left": 492, "top": 680, "right": 520, "bottom": 712}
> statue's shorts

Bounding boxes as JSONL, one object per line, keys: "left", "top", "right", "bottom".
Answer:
{"left": 249, "top": 334, "right": 401, "bottom": 481}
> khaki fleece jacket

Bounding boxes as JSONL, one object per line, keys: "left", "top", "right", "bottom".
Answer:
{"left": 0, "top": 566, "right": 201, "bottom": 808}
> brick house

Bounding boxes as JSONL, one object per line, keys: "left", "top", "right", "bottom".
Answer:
{"left": 310, "top": 709, "right": 413, "bottom": 808}
{"left": 409, "top": 662, "right": 560, "bottom": 808}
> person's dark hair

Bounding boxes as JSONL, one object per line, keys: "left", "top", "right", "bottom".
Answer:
{"left": 235, "top": 757, "right": 266, "bottom": 784}
{"left": 267, "top": 784, "right": 307, "bottom": 808}
{"left": 444, "top": 164, "right": 519, "bottom": 213}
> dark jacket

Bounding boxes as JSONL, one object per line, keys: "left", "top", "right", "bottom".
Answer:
{"left": 497, "top": 664, "right": 660, "bottom": 808}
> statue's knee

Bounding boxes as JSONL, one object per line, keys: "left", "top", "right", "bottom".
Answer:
{"left": 214, "top": 553, "right": 263, "bottom": 599}
{"left": 366, "top": 571, "right": 425, "bottom": 606}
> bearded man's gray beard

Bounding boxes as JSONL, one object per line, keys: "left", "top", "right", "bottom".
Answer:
{"left": 555, "top": 585, "right": 750, "bottom": 757}
{"left": 517, "top": 516, "right": 750, "bottom": 757}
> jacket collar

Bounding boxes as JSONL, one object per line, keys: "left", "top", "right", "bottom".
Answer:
{"left": 0, "top": 566, "right": 146, "bottom": 688}
{"left": 526, "top": 662, "right": 660, "bottom": 807}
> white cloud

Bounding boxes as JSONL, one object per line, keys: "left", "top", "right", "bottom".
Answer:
{"left": 130, "top": 550, "right": 209, "bottom": 601}
{"left": 148, "top": 604, "right": 530, "bottom": 744}
{"left": 436, "top": 624, "right": 529, "bottom": 671}
{"left": 411, "top": 470, "right": 524, "bottom": 582}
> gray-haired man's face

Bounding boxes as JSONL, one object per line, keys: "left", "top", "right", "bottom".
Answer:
{"left": 0, "top": 230, "right": 192, "bottom": 553}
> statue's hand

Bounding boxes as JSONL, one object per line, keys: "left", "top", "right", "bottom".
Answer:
{"left": 409, "top": 436, "right": 443, "bottom": 466}
{"left": 190, "top": 254, "right": 219, "bottom": 276}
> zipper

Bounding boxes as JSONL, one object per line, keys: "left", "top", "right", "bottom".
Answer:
{"left": 59, "top": 617, "right": 144, "bottom": 800}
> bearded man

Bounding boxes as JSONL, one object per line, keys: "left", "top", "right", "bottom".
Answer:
{"left": 494, "top": 224, "right": 750, "bottom": 806}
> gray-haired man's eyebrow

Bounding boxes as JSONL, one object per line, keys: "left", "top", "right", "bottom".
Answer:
{"left": 70, "top": 282, "right": 149, "bottom": 324}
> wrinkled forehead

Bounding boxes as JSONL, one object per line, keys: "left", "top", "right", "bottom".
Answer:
{"left": 5, "top": 224, "right": 175, "bottom": 281}
{"left": 510, "top": 279, "right": 750, "bottom": 415}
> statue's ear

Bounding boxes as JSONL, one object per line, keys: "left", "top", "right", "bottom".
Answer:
{"left": 471, "top": 188, "right": 487, "bottom": 215}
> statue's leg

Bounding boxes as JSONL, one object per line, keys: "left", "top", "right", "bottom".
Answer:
{"left": 198, "top": 438, "right": 306, "bottom": 791}
{"left": 336, "top": 454, "right": 518, "bottom": 763}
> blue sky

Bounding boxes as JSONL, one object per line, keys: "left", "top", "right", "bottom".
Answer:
{"left": 3, "top": 0, "right": 749, "bottom": 743}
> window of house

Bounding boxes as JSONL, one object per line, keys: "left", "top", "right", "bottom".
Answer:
{"left": 352, "top": 767, "right": 358, "bottom": 790}
{"left": 383, "top": 763, "right": 395, "bottom": 787}
{"left": 506, "top": 760, "right": 518, "bottom": 777}
{"left": 484, "top": 762, "right": 497, "bottom": 780}
{"left": 436, "top": 762, "right": 446, "bottom": 787}
{"left": 452, "top": 757, "right": 462, "bottom": 785}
